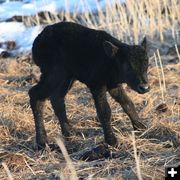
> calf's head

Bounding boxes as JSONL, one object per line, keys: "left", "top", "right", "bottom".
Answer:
{"left": 103, "top": 37, "right": 150, "bottom": 94}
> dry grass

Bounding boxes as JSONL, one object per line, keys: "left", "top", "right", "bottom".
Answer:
{"left": 0, "top": 0, "right": 180, "bottom": 179}
{"left": 25, "top": 0, "right": 180, "bottom": 44}
{"left": 0, "top": 39, "right": 179, "bottom": 180}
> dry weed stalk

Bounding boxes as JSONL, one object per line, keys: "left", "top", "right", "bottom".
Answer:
{"left": 157, "top": 49, "right": 166, "bottom": 93}
{"left": 132, "top": 132, "right": 143, "bottom": 180}
{"left": 154, "top": 52, "right": 165, "bottom": 102}
{"left": 56, "top": 138, "right": 78, "bottom": 180}
{"left": 2, "top": 162, "right": 13, "bottom": 180}
{"left": 175, "top": 44, "right": 180, "bottom": 62}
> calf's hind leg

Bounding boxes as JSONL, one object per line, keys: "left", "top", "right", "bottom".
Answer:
{"left": 109, "top": 85, "right": 146, "bottom": 130}
{"left": 29, "top": 71, "right": 62, "bottom": 149}
{"left": 50, "top": 79, "right": 75, "bottom": 137}
{"left": 29, "top": 83, "right": 49, "bottom": 149}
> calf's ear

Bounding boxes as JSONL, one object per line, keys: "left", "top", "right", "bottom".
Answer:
{"left": 103, "top": 41, "right": 118, "bottom": 58}
{"left": 141, "top": 37, "right": 147, "bottom": 51}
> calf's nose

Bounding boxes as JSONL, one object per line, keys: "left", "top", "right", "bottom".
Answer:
{"left": 137, "top": 84, "right": 150, "bottom": 94}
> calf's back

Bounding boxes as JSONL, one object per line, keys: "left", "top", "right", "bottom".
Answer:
{"left": 32, "top": 22, "right": 124, "bottom": 87}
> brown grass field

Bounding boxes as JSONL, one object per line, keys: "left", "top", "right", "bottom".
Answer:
{"left": 0, "top": 0, "right": 180, "bottom": 179}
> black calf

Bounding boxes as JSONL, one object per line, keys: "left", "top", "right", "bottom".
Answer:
{"left": 29, "top": 22, "right": 149, "bottom": 149}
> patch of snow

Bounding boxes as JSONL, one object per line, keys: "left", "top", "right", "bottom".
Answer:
{"left": 0, "top": 22, "right": 42, "bottom": 53}
{"left": 0, "top": 0, "right": 127, "bottom": 21}
{"left": 0, "top": 47, "right": 4, "bottom": 53}
{"left": 0, "top": 0, "right": 127, "bottom": 54}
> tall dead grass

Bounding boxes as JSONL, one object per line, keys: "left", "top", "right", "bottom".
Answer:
{"left": 25, "top": 0, "right": 180, "bottom": 44}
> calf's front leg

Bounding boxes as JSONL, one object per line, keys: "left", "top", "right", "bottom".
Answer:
{"left": 109, "top": 85, "right": 146, "bottom": 130}
{"left": 91, "top": 87, "right": 117, "bottom": 147}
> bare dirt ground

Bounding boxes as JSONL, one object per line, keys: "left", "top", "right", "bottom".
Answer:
{"left": 0, "top": 35, "right": 179, "bottom": 179}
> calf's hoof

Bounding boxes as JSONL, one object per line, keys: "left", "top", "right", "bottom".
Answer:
{"left": 36, "top": 137, "right": 48, "bottom": 150}
{"left": 105, "top": 135, "right": 118, "bottom": 147}
{"left": 36, "top": 142, "right": 46, "bottom": 150}
{"left": 62, "top": 123, "right": 77, "bottom": 138}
